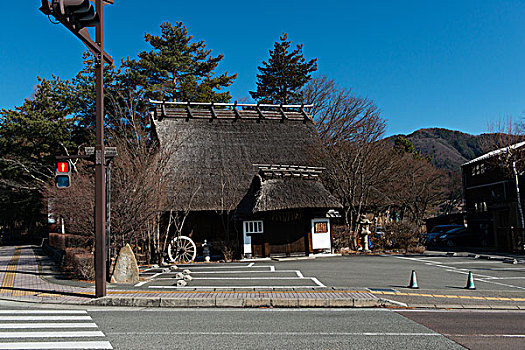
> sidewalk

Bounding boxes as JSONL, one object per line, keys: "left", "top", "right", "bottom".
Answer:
{"left": 0, "top": 245, "right": 392, "bottom": 308}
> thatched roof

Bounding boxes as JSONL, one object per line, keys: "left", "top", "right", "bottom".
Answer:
{"left": 237, "top": 166, "right": 342, "bottom": 216}
{"left": 151, "top": 102, "right": 342, "bottom": 213}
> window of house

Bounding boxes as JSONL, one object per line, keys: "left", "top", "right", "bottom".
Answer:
{"left": 472, "top": 163, "right": 486, "bottom": 176}
{"left": 314, "top": 221, "right": 329, "bottom": 234}
{"left": 244, "top": 220, "right": 263, "bottom": 234}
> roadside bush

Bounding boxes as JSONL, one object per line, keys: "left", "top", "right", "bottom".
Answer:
{"left": 49, "top": 233, "right": 91, "bottom": 251}
{"left": 387, "top": 221, "right": 422, "bottom": 253}
{"left": 63, "top": 248, "right": 94, "bottom": 280}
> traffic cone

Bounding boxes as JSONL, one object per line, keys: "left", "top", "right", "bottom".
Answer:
{"left": 465, "top": 271, "right": 476, "bottom": 290}
{"left": 408, "top": 270, "right": 419, "bottom": 289}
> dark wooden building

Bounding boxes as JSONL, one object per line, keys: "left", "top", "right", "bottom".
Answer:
{"left": 151, "top": 101, "right": 342, "bottom": 258}
{"left": 462, "top": 141, "right": 525, "bottom": 251}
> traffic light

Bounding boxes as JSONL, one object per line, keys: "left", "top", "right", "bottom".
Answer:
{"left": 51, "top": 0, "right": 99, "bottom": 30}
{"left": 55, "top": 161, "right": 71, "bottom": 188}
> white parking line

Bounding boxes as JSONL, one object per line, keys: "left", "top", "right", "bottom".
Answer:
{"left": 311, "top": 278, "right": 326, "bottom": 288}
{"left": 189, "top": 277, "right": 314, "bottom": 280}
{"left": 148, "top": 285, "right": 325, "bottom": 289}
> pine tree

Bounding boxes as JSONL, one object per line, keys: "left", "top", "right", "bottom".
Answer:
{"left": 124, "top": 22, "right": 236, "bottom": 103}
{"left": 250, "top": 33, "right": 317, "bottom": 104}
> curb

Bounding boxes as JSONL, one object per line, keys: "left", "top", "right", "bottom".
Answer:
{"left": 84, "top": 296, "right": 395, "bottom": 308}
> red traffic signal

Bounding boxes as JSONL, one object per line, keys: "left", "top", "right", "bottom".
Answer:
{"left": 56, "top": 161, "right": 69, "bottom": 173}
{"left": 51, "top": 0, "right": 99, "bottom": 30}
{"left": 55, "top": 161, "right": 71, "bottom": 188}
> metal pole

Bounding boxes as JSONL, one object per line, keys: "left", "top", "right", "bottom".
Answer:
{"left": 106, "top": 161, "right": 111, "bottom": 280}
{"left": 94, "top": 0, "right": 106, "bottom": 297}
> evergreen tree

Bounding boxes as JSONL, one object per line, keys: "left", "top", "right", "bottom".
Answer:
{"left": 250, "top": 33, "right": 317, "bottom": 104}
{"left": 0, "top": 77, "right": 81, "bottom": 240}
{"left": 124, "top": 21, "right": 236, "bottom": 103}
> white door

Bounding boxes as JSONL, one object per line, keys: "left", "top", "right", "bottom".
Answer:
{"left": 311, "top": 219, "right": 331, "bottom": 250}
{"left": 242, "top": 220, "right": 263, "bottom": 256}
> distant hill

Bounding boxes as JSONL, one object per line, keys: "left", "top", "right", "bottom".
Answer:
{"left": 386, "top": 128, "right": 496, "bottom": 173}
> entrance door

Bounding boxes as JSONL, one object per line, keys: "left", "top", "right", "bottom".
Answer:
{"left": 242, "top": 220, "right": 263, "bottom": 258}
{"left": 311, "top": 219, "right": 331, "bottom": 250}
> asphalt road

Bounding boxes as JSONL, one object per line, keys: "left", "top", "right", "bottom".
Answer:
{"left": 0, "top": 302, "right": 523, "bottom": 349}
{"left": 398, "top": 309, "right": 525, "bottom": 350}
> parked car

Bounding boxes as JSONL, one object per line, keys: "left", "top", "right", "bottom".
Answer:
{"left": 435, "top": 227, "right": 481, "bottom": 247}
{"left": 423, "top": 224, "right": 464, "bottom": 246}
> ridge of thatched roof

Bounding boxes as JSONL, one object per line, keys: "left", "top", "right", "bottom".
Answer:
{"left": 150, "top": 100, "right": 314, "bottom": 122}
{"left": 152, "top": 105, "right": 341, "bottom": 213}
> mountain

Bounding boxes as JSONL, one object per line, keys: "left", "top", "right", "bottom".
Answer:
{"left": 386, "top": 128, "right": 495, "bottom": 173}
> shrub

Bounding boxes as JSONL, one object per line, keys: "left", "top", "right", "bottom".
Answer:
{"left": 387, "top": 221, "right": 422, "bottom": 253}
{"left": 63, "top": 248, "right": 94, "bottom": 280}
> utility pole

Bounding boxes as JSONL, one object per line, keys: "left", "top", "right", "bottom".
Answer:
{"left": 40, "top": 0, "right": 114, "bottom": 297}
{"left": 94, "top": 0, "right": 106, "bottom": 297}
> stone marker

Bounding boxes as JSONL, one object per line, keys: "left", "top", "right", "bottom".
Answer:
{"left": 111, "top": 244, "right": 139, "bottom": 284}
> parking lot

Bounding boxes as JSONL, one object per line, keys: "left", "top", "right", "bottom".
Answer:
{"left": 134, "top": 253, "right": 525, "bottom": 307}
{"left": 137, "top": 262, "right": 325, "bottom": 289}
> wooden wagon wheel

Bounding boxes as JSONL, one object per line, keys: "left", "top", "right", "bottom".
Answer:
{"left": 167, "top": 236, "right": 197, "bottom": 263}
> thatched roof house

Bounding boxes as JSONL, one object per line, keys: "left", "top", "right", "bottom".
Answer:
{"left": 152, "top": 101, "right": 341, "bottom": 258}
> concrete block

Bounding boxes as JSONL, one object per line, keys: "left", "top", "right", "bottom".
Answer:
{"left": 297, "top": 298, "right": 329, "bottom": 307}
{"left": 187, "top": 298, "right": 215, "bottom": 307}
{"left": 131, "top": 297, "right": 161, "bottom": 307}
{"left": 271, "top": 298, "right": 300, "bottom": 308}
{"left": 462, "top": 304, "right": 491, "bottom": 309}
{"left": 160, "top": 298, "right": 188, "bottom": 307}
{"left": 215, "top": 298, "right": 244, "bottom": 307}
{"left": 244, "top": 298, "right": 271, "bottom": 308}
{"left": 353, "top": 299, "right": 382, "bottom": 308}
{"left": 328, "top": 299, "right": 354, "bottom": 307}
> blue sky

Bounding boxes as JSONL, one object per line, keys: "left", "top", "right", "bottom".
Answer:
{"left": 1, "top": 1, "right": 524, "bottom": 136}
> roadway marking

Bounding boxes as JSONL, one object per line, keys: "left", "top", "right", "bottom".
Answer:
{"left": 0, "top": 309, "right": 112, "bottom": 349}
{"left": 138, "top": 263, "right": 319, "bottom": 289}
{"left": 0, "top": 331, "right": 105, "bottom": 338}
{"left": 106, "top": 331, "right": 441, "bottom": 336}
{"left": 370, "top": 290, "right": 525, "bottom": 302}
{"left": 149, "top": 285, "right": 325, "bottom": 289}
{"left": 393, "top": 256, "right": 525, "bottom": 290}
{"left": 0, "top": 310, "right": 87, "bottom": 314}
{"left": 0, "top": 316, "right": 93, "bottom": 321}
{"left": 0, "top": 323, "right": 98, "bottom": 329}
{"left": 0, "top": 341, "right": 113, "bottom": 349}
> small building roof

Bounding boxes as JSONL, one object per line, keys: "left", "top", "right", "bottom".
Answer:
{"left": 152, "top": 102, "right": 341, "bottom": 213}
{"left": 236, "top": 166, "right": 342, "bottom": 216}
{"left": 462, "top": 141, "right": 525, "bottom": 166}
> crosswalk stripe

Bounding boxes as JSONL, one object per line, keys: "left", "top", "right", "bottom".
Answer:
{"left": 0, "top": 309, "right": 113, "bottom": 349}
{"left": 0, "top": 323, "right": 98, "bottom": 329}
{"left": 0, "top": 341, "right": 113, "bottom": 349}
{"left": 0, "top": 310, "right": 87, "bottom": 314}
{"left": 0, "top": 331, "right": 105, "bottom": 338}
{"left": 0, "top": 316, "right": 92, "bottom": 321}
